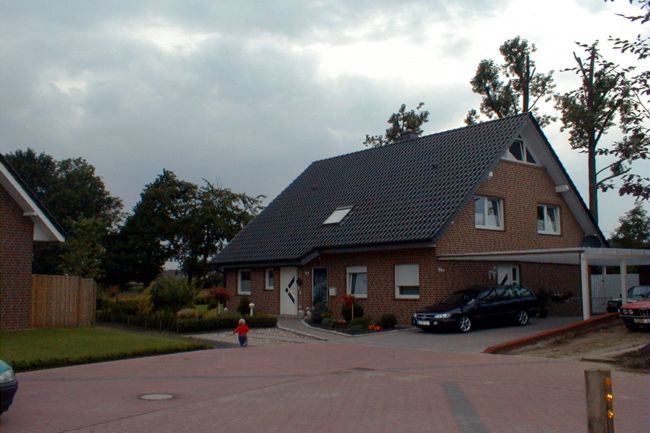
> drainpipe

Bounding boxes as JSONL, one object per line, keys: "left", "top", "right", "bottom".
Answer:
{"left": 580, "top": 252, "right": 591, "bottom": 320}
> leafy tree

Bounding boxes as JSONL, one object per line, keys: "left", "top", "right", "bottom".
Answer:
{"left": 58, "top": 217, "right": 107, "bottom": 279}
{"left": 104, "top": 170, "right": 262, "bottom": 287}
{"left": 609, "top": 203, "right": 650, "bottom": 248}
{"left": 466, "top": 36, "right": 555, "bottom": 126}
{"left": 606, "top": 0, "right": 650, "bottom": 201}
{"left": 363, "top": 103, "right": 429, "bottom": 147}
{"left": 555, "top": 42, "right": 648, "bottom": 222}
{"left": 177, "top": 181, "right": 263, "bottom": 283}
{"left": 4, "top": 149, "right": 123, "bottom": 276}
{"left": 103, "top": 170, "right": 196, "bottom": 287}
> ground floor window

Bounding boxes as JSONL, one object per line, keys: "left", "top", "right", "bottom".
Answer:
{"left": 313, "top": 268, "right": 328, "bottom": 305}
{"left": 265, "top": 269, "right": 274, "bottom": 290}
{"left": 238, "top": 270, "right": 252, "bottom": 295}
{"left": 346, "top": 266, "right": 367, "bottom": 298}
{"left": 395, "top": 264, "right": 419, "bottom": 299}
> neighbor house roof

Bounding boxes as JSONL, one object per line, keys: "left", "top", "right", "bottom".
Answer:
{"left": 0, "top": 154, "right": 65, "bottom": 242}
{"left": 214, "top": 113, "right": 603, "bottom": 267}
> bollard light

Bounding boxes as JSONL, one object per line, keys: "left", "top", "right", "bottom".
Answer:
{"left": 249, "top": 302, "right": 255, "bottom": 317}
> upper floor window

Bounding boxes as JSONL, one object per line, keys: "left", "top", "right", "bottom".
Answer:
{"left": 238, "top": 270, "right": 252, "bottom": 295}
{"left": 265, "top": 269, "right": 274, "bottom": 290}
{"left": 538, "top": 204, "right": 560, "bottom": 235}
{"left": 395, "top": 264, "right": 420, "bottom": 299}
{"left": 506, "top": 138, "right": 537, "bottom": 164}
{"left": 475, "top": 196, "right": 504, "bottom": 230}
{"left": 346, "top": 266, "right": 368, "bottom": 298}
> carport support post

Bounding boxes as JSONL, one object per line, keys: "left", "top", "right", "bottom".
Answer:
{"left": 619, "top": 260, "right": 628, "bottom": 305}
{"left": 581, "top": 252, "right": 591, "bottom": 320}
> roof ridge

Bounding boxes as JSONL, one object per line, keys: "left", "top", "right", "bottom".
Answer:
{"left": 312, "top": 112, "right": 532, "bottom": 165}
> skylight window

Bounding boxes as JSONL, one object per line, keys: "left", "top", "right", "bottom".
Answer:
{"left": 323, "top": 207, "right": 352, "bottom": 225}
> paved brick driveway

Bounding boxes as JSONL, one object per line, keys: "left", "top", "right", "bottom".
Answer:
{"left": 3, "top": 343, "right": 647, "bottom": 433}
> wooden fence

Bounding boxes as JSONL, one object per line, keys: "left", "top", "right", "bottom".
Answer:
{"left": 31, "top": 275, "right": 96, "bottom": 327}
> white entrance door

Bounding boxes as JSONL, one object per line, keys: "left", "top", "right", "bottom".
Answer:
{"left": 280, "top": 267, "right": 298, "bottom": 316}
{"left": 497, "top": 264, "right": 520, "bottom": 285}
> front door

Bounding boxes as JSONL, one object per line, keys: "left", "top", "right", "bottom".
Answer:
{"left": 497, "top": 264, "right": 520, "bottom": 285}
{"left": 280, "top": 267, "right": 298, "bottom": 316}
{"left": 312, "top": 268, "right": 328, "bottom": 306}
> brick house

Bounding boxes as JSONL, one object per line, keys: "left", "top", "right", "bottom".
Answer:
{"left": 1, "top": 155, "right": 65, "bottom": 330}
{"left": 214, "top": 114, "right": 607, "bottom": 324}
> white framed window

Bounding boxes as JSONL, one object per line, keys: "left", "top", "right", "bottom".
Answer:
{"left": 475, "top": 196, "right": 504, "bottom": 230}
{"left": 323, "top": 207, "right": 352, "bottom": 225}
{"left": 395, "top": 264, "right": 419, "bottom": 299}
{"left": 537, "top": 204, "right": 561, "bottom": 235}
{"left": 505, "top": 138, "right": 537, "bottom": 164}
{"left": 238, "top": 270, "right": 252, "bottom": 295}
{"left": 346, "top": 266, "right": 368, "bottom": 298}
{"left": 265, "top": 268, "right": 274, "bottom": 290}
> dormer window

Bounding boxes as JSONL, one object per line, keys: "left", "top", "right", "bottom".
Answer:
{"left": 323, "top": 207, "right": 352, "bottom": 225}
{"left": 506, "top": 138, "right": 537, "bottom": 164}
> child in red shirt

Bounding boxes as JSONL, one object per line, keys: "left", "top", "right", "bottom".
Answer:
{"left": 233, "top": 318, "right": 250, "bottom": 347}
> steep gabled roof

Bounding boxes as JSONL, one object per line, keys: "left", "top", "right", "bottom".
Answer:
{"left": 0, "top": 154, "right": 65, "bottom": 242}
{"left": 214, "top": 113, "right": 603, "bottom": 267}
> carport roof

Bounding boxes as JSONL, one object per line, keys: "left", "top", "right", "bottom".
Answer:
{"left": 439, "top": 247, "right": 650, "bottom": 266}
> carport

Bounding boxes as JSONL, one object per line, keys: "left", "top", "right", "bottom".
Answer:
{"left": 439, "top": 247, "right": 650, "bottom": 320}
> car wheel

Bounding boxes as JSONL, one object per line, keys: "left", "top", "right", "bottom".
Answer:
{"left": 458, "top": 316, "right": 472, "bottom": 333}
{"left": 625, "top": 323, "right": 639, "bottom": 331}
{"left": 516, "top": 310, "right": 529, "bottom": 326}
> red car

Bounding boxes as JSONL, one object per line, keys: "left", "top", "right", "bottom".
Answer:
{"left": 618, "top": 300, "right": 650, "bottom": 331}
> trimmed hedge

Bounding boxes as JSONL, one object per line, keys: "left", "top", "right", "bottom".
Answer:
{"left": 97, "top": 310, "right": 277, "bottom": 333}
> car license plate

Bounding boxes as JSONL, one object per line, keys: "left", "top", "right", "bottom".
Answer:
{"left": 633, "top": 318, "right": 650, "bottom": 324}
{"left": 417, "top": 320, "right": 430, "bottom": 326}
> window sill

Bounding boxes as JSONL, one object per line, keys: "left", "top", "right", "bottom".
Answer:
{"left": 475, "top": 225, "right": 504, "bottom": 231}
{"left": 347, "top": 293, "right": 367, "bottom": 299}
{"left": 395, "top": 295, "right": 420, "bottom": 300}
{"left": 537, "top": 230, "right": 561, "bottom": 236}
{"left": 237, "top": 291, "right": 252, "bottom": 296}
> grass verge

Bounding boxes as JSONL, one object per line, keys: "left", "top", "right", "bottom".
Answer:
{"left": 0, "top": 326, "right": 211, "bottom": 372}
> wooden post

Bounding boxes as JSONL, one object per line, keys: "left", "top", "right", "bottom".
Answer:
{"left": 585, "top": 369, "right": 615, "bottom": 433}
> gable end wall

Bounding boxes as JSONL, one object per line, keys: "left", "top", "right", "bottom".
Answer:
{"left": 1, "top": 185, "right": 34, "bottom": 330}
{"left": 436, "top": 160, "right": 585, "bottom": 254}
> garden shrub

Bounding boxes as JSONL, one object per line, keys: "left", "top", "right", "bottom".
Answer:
{"left": 237, "top": 296, "right": 251, "bottom": 315}
{"left": 176, "top": 308, "right": 197, "bottom": 319}
{"left": 321, "top": 316, "right": 335, "bottom": 327}
{"left": 347, "top": 317, "right": 371, "bottom": 329}
{"left": 105, "top": 299, "right": 139, "bottom": 316}
{"left": 176, "top": 312, "right": 276, "bottom": 333}
{"left": 310, "top": 302, "right": 330, "bottom": 324}
{"left": 379, "top": 313, "right": 397, "bottom": 329}
{"left": 246, "top": 313, "right": 277, "bottom": 328}
{"left": 149, "top": 276, "right": 195, "bottom": 312}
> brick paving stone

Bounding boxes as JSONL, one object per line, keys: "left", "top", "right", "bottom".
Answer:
{"left": 2, "top": 343, "right": 648, "bottom": 433}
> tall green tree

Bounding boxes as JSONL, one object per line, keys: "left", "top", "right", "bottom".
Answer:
{"left": 4, "top": 149, "right": 122, "bottom": 277}
{"left": 609, "top": 203, "right": 650, "bottom": 248}
{"left": 103, "top": 170, "right": 262, "bottom": 287}
{"left": 363, "top": 103, "right": 430, "bottom": 147}
{"left": 555, "top": 42, "right": 648, "bottom": 223}
{"left": 177, "top": 181, "right": 263, "bottom": 283}
{"left": 606, "top": 0, "right": 650, "bottom": 200}
{"left": 103, "top": 170, "right": 195, "bottom": 287}
{"left": 466, "top": 36, "right": 555, "bottom": 126}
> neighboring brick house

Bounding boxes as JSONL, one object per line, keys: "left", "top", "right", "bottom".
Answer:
{"left": 1, "top": 155, "right": 65, "bottom": 330}
{"left": 214, "top": 114, "right": 606, "bottom": 324}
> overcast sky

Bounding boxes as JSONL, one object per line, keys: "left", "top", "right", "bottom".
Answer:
{"left": 1, "top": 0, "right": 648, "bottom": 236}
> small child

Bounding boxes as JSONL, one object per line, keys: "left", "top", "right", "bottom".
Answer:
{"left": 233, "top": 318, "right": 250, "bottom": 347}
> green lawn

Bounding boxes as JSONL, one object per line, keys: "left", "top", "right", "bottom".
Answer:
{"left": 0, "top": 326, "right": 211, "bottom": 371}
